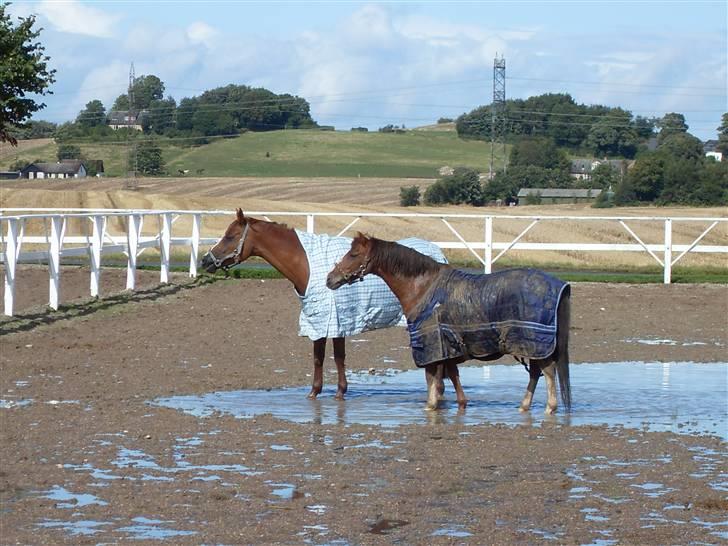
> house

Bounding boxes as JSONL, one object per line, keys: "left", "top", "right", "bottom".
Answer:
{"left": 570, "top": 158, "right": 631, "bottom": 180}
{"left": 703, "top": 140, "right": 723, "bottom": 162}
{"left": 107, "top": 110, "right": 143, "bottom": 130}
{"left": 517, "top": 188, "right": 602, "bottom": 204}
{"left": 21, "top": 160, "right": 87, "bottom": 179}
{"left": 0, "top": 171, "right": 20, "bottom": 179}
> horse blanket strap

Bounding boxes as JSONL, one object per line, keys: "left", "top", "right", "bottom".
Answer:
{"left": 295, "top": 230, "right": 447, "bottom": 340}
{"left": 406, "top": 268, "right": 569, "bottom": 368}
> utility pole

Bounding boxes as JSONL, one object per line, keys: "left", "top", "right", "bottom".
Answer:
{"left": 489, "top": 55, "right": 506, "bottom": 178}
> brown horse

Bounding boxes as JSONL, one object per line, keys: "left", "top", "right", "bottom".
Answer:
{"left": 326, "top": 233, "right": 572, "bottom": 414}
{"left": 200, "top": 209, "right": 447, "bottom": 402}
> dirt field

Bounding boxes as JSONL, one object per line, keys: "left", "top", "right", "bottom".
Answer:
{"left": 0, "top": 267, "right": 726, "bottom": 544}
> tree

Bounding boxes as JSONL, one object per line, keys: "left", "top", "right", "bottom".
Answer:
{"left": 626, "top": 153, "right": 665, "bottom": 201}
{"left": 424, "top": 167, "right": 484, "bottom": 206}
{"left": 133, "top": 139, "right": 165, "bottom": 175}
{"left": 0, "top": 4, "right": 56, "bottom": 145}
{"left": 131, "top": 75, "right": 164, "bottom": 110}
{"left": 586, "top": 115, "right": 638, "bottom": 158}
{"left": 658, "top": 112, "right": 688, "bottom": 143}
{"left": 142, "top": 96, "right": 176, "bottom": 134}
{"left": 716, "top": 113, "right": 728, "bottom": 156}
{"left": 76, "top": 99, "right": 106, "bottom": 128}
{"left": 57, "top": 143, "right": 81, "bottom": 160}
{"left": 589, "top": 162, "right": 620, "bottom": 190}
{"left": 399, "top": 185, "right": 421, "bottom": 206}
{"left": 111, "top": 94, "right": 130, "bottom": 111}
{"left": 658, "top": 132, "right": 703, "bottom": 162}
{"left": 508, "top": 137, "right": 569, "bottom": 171}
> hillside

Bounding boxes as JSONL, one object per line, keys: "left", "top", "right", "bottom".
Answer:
{"left": 0, "top": 129, "right": 502, "bottom": 178}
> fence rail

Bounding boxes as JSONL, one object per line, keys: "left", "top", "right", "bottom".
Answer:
{"left": 1, "top": 208, "right": 726, "bottom": 316}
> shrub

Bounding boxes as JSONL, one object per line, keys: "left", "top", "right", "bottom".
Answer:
{"left": 424, "top": 167, "right": 484, "bottom": 206}
{"left": 399, "top": 185, "right": 421, "bottom": 206}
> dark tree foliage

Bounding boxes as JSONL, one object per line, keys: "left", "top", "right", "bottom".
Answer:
{"left": 717, "top": 113, "right": 728, "bottom": 156}
{"left": 658, "top": 112, "right": 688, "bottom": 143}
{"left": 9, "top": 119, "right": 56, "bottom": 139}
{"left": 57, "top": 143, "right": 81, "bottom": 160}
{"left": 483, "top": 165, "right": 574, "bottom": 201}
{"left": 589, "top": 162, "right": 621, "bottom": 190}
{"left": 613, "top": 131, "right": 727, "bottom": 206}
{"left": 0, "top": 4, "right": 56, "bottom": 145}
{"left": 133, "top": 139, "right": 165, "bottom": 175}
{"left": 508, "top": 137, "right": 570, "bottom": 171}
{"left": 456, "top": 93, "right": 647, "bottom": 157}
{"left": 399, "top": 185, "right": 421, "bottom": 206}
{"left": 141, "top": 96, "right": 176, "bottom": 134}
{"left": 76, "top": 100, "right": 106, "bottom": 128}
{"left": 424, "top": 167, "right": 484, "bottom": 206}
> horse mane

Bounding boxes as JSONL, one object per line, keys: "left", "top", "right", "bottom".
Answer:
{"left": 370, "top": 237, "right": 443, "bottom": 278}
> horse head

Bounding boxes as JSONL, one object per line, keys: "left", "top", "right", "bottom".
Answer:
{"left": 326, "top": 232, "right": 374, "bottom": 290}
{"left": 201, "top": 208, "right": 252, "bottom": 273}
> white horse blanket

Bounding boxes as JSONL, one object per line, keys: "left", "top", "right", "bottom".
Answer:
{"left": 295, "top": 229, "right": 447, "bottom": 340}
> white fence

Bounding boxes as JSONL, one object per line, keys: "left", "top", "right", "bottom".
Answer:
{"left": 1, "top": 208, "right": 726, "bottom": 317}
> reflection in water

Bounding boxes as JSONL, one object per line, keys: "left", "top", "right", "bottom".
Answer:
{"left": 152, "top": 362, "right": 727, "bottom": 440}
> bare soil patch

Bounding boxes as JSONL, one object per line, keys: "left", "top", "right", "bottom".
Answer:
{"left": 0, "top": 268, "right": 726, "bottom": 544}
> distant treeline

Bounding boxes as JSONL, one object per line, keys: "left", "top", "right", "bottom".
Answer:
{"left": 24, "top": 75, "right": 317, "bottom": 146}
{"left": 456, "top": 93, "right": 656, "bottom": 158}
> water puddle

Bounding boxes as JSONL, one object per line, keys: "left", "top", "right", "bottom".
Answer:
{"left": 0, "top": 398, "right": 33, "bottom": 409}
{"left": 153, "top": 362, "right": 727, "bottom": 439}
{"left": 37, "top": 519, "right": 110, "bottom": 536}
{"left": 116, "top": 517, "right": 197, "bottom": 540}
{"left": 40, "top": 485, "right": 108, "bottom": 508}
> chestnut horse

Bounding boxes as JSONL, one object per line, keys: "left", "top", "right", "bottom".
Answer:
{"left": 327, "top": 233, "right": 572, "bottom": 413}
{"left": 200, "top": 209, "right": 446, "bottom": 401}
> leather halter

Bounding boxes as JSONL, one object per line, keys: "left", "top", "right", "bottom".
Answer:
{"left": 333, "top": 256, "right": 370, "bottom": 284}
{"left": 204, "top": 222, "right": 250, "bottom": 270}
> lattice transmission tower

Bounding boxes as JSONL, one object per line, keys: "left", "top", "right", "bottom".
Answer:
{"left": 125, "top": 62, "right": 138, "bottom": 190}
{"left": 489, "top": 55, "right": 507, "bottom": 177}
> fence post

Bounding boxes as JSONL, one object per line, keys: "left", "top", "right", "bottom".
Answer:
{"left": 484, "top": 216, "right": 493, "bottom": 274}
{"left": 160, "top": 213, "right": 171, "bottom": 283}
{"left": 90, "top": 216, "right": 105, "bottom": 297}
{"left": 49, "top": 216, "right": 63, "bottom": 310}
{"left": 3, "top": 219, "right": 20, "bottom": 316}
{"left": 663, "top": 219, "right": 672, "bottom": 284}
{"left": 126, "top": 214, "right": 141, "bottom": 290}
{"left": 189, "top": 214, "right": 200, "bottom": 278}
{"left": 306, "top": 214, "right": 315, "bottom": 234}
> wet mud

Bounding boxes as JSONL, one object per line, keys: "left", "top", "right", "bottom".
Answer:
{"left": 1, "top": 268, "right": 727, "bottom": 544}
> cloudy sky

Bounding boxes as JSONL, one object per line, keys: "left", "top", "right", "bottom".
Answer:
{"left": 8, "top": 0, "right": 727, "bottom": 140}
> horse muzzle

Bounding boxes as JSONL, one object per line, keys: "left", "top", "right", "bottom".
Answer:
{"left": 200, "top": 251, "right": 219, "bottom": 273}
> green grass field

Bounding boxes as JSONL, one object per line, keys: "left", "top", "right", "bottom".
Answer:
{"left": 1, "top": 129, "right": 502, "bottom": 178}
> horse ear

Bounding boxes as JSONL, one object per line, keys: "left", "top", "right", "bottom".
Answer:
{"left": 236, "top": 208, "right": 245, "bottom": 224}
{"left": 355, "top": 232, "right": 371, "bottom": 247}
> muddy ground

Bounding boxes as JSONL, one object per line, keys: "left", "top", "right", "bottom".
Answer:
{"left": 0, "top": 267, "right": 726, "bottom": 545}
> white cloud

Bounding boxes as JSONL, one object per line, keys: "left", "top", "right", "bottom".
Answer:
{"left": 35, "top": 0, "right": 121, "bottom": 38}
{"left": 187, "top": 21, "right": 218, "bottom": 49}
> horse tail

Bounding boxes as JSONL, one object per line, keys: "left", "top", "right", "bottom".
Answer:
{"left": 555, "top": 285, "right": 572, "bottom": 411}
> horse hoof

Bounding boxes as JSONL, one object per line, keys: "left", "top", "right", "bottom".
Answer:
{"left": 334, "top": 394, "right": 345, "bottom": 401}
{"left": 307, "top": 392, "right": 319, "bottom": 400}
{"left": 545, "top": 406, "right": 557, "bottom": 415}
{"left": 519, "top": 406, "right": 530, "bottom": 413}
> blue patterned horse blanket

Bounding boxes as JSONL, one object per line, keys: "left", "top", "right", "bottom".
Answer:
{"left": 407, "top": 268, "right": 569, "bottom": 368}
{"left": 295, "top": 229, "right": 447, "bottom": 340}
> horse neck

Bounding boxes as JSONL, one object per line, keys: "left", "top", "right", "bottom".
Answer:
{"left": 370, "top": 251, "right": 442, "bottom": 318}
{"left": 249, "top": 222, "right": 309, "bottom": 295}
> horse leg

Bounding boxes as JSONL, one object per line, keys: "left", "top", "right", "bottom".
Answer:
{"left": 307, "top": 338, "right": 326, "bottom": 400}
{"left": 541, "top": 361, "right": 559, "bottom": 414}
{"left": 519, "top": 360, "right": 543, "bottom": 413}
{"left": 436, "top": 364, "right": 446, "bottom": 401}
{"left": 424, "top": 364, "right": 441, "bottom": 411}
{"left": 446, "top": 362, "right": 467, "bottom": 410}
{"left": 332, "top": 337, "right": 348, "bottom": 401}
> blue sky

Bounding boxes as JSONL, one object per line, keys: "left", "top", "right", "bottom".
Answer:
{"left": 8, "top": 0, "right": 727, "bottom": 140}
